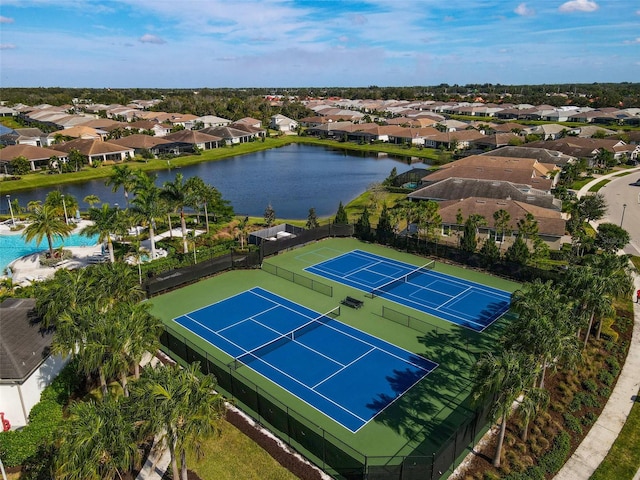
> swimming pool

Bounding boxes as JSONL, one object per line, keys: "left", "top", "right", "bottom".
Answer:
{"left": 1, "top": 232, "right": 99, "bottom": 275}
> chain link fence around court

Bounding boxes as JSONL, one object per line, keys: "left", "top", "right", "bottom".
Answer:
{"left": 261, "top": 262, "right": 333, "bottom": 297}
{"left": 161, "top": 323, "right": 494, "bottom": 480}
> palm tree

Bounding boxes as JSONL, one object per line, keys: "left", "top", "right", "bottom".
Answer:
{"left": 131, "top": 171, "right": 164, "bottom": 260}
{"left": 587, "top": 253, "right": 634, "bottom": 339}
{"left": 117, "top": 302, "right": 162, "bottom": 380}
{"left": 22, "top": 204, "right": 74, "bottom": 258}
{"left": 508, "top": 279, "right": 580, "bottom": 388}
{"left": 35, "top": 267, "right": 96, "bottom": 328}
{"left": 81, "top": 204, "right": 126, "bottom": 263}
{"left": 132, "top": 363, "right": 225, "bottom": 480}
{"left": 83, "top": 194, "right": 101, "bottom": 208}
{"left": 161, "top": 173, "right": 190, "bottom": 254}
{"left": 415, "top": 200, "right": 441, "bottom": 245}
{"left": 492, "top": 209, "right": 511, "bottom": 250}
{"left": 54, "top": 398, "right": 142, "bottom": 479}
{"left": 472, "top": 348, "right": 536, "bottom": 468}
{"left": 105, "top": 165, "right": 136, "bottom": 207}
{"left": 516, "top": 387, "right": 549, "bottom": 442}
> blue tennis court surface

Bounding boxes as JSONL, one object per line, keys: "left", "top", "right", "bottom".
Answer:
{"left": 173, "top": 287, "right": 437, "bottom": 432}
{"left": 305, "top": 250, "right": 511, "bottom": 332}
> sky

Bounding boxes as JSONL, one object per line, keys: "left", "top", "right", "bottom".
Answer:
{"left": 0, "top": 0, "right": 638, "bottom": 89}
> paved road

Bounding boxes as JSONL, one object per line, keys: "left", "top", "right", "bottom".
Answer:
{"left": 596, "top": 171, "right": 640, "bottom": 256}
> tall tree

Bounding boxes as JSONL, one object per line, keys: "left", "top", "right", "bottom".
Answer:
{"left": 594, "top": 223, "right": 630, "bottom": 253}
{"left": 161, "top": 173, "right": 190, "bottom": 254}
{"left": 54, "top": 397, "right": 142, "bottom": 479}
{"left": 132, "top": 363, "right": 226, "bottom": 480}
{"left": 354, "top": 205, "right": 372, "bottom": 240}
{"left": 131, "top": 171, "right": 164, "bottom": 260}
{"left": 334, "top": 201, "right": 348, "bottom": 225}
{"left": 306, "top": 207, "right": 319, "bottom": 229}
{"left": 492, "top": 209, "right": 511, "bottom": 250}
{"left": 81, "top": 204, "right": 126, "bottom": 263}
{"left": 461, "top": 214, "right": 486, "bottom": 253}
{"left": 22, "top": 204, "right": 74, "bottom": 258}
{"left": 376, "top": 203, "right": 394, "bottom": 244}
{"left": 106, "top": 165, "right": 137, "bottom": 207}
{"left": 473, "top": 349, "right": 537, "bottom": 467}
{"left": 263, "top": 203, "right": 276, "bottom": 227}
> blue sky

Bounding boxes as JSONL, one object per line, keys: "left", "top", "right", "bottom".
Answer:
{"left": 0, "top": 0, "right": 638, "bottom": 88}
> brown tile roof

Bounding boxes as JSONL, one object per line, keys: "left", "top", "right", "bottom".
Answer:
{"left": 0, "top": 144, "right": 67, "bottom": 161}
{"left": 52, "top": 138, "right": 133, "bottom": 155}
{"left": 163, "top": 130, "right": 222, "bottom": 143}
{"left": 110, "top": 134, "right": 172, "bottom": 149}
{"left": 438, "top": 197, "right": 565, "bottom": 236}
{"left": 423, "top": 155, "right": 556, "bottom": 191}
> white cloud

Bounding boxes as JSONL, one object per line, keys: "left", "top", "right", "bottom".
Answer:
{"left": 559, "top": 0, "right": 599, "bottom": 13}
{"left": 0, "top": 44, "right": 16, "bottom": 49}
{"left": 624, "top": 38, "right": 640, "bottom": 44}
{"left": 514, "top": 3, "right": 535, "bottom": 16}
{"left": 139, "top": 33, "right": 166, "bottom": 44}
{"left": 0, "top": 15, "right": 14, "bottom": 23}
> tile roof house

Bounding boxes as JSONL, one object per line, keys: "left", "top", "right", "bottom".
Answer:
{"left": 269, "top": 114, "right": 299, "bottom": 132}
{"left": 110, "top": 134, "right": 172, "bottom": 157}
{"left": 436, "top": 197, "right": 566, "bottom": 249}
{"left": 421, "top": 154, "right": 559, "bottom": 192}
{"left": 199, "top": 126, "right": 253, "bottom": 145}
{"left": 526, "top": 138, "right": 637, "bottom": 164}
{"left": 483, "top": 146, "right": 576, "bottom": 167}
{"left": 52, "top": 138, "right": 135, "bottom": 165}
{"left": 0, "top": 144, "right": 69, "bottom": 172}
{"left": 408, "top": 177, "right": 562, "bottom": 211}
{"left": 0, "top": 127, "right": 47, "bottom": 147}
{"left": 188, "top": 115, "right": 232, "bottom": 129}
{"left": 161, "top": 130, "right": 222, "bottom": 152}
{"left": 0, "top": 298, "right": 69, "bottom": 429}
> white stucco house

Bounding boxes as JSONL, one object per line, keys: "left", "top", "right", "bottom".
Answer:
{"left": 269, "top": 114, "right": 299, "bottom": 132}
{"left": 0, "top": 298, "right": 69, "bottom": 428}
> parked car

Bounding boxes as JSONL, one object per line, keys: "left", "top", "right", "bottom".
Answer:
{"left": 631, "top": 178, "right": 640, "bottom": 186}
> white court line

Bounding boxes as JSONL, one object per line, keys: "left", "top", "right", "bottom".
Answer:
{"left": 312, "top": 347, "right": 376, "bottom": 389}
{"left": 175, "top": 312, "right": 369, "bottom": 429}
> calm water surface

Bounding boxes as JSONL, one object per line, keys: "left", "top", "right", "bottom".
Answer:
{"left": 6, "top": 144, "right": 428, "bottom": 219}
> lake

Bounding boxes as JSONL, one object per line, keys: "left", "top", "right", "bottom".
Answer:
{"left": 5, "top": 144, "right": 428, "bottom": 219}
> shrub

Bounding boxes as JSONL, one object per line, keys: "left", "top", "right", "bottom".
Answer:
{"left": 599, "top": 370, "right": 615, "bottom": 386}
{"left": 582, "top": 412, "right": 598, "bottom": 426}
{"left": 582, "top": 379, "right": 598, "bottom": 393}
{"left": 583, "top": 393, "right": 600, "bottom": 408}
{"left": 606, "top": 357, "right": 621, "bottom": 376}
{"left": 538, "top": 431, "right": 570, "bottom": 475}
{"left": 598, "top": 386, "right": 611, "bottom": 398}
{"left": 563, "top": 413, "right": 583, "bottom": 434}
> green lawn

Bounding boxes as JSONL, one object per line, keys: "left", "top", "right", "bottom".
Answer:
{"left": 590, "top": 389, "right": 640, "bottom": 480}
{"left": 186, "top": 419, "right": 298, "bottom": 480}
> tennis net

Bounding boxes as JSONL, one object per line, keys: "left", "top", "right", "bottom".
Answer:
{"left": 368, "top": 260, "right": 436, "bottom": 298}
{"left": 231, "top": 305, "right": 341, "bottom": 370}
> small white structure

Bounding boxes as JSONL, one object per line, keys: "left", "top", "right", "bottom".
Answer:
{"left": 269, "top": 114, "right": 299, "bottom": 132}
{"left": 0, "top": 298, "right": 69, "bottom": 428}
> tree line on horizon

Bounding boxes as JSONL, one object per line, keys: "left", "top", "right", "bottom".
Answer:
{"left": 1, "top": 82, "right": 639, "bottom": 115}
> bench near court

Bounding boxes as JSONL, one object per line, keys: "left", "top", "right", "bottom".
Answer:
{"left": 341, "top": 296, "right": 364, "bottom": 309}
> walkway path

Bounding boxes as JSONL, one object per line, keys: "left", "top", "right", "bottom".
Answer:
{"left": 553, "top": 168, "right": 640, "bottom": 480}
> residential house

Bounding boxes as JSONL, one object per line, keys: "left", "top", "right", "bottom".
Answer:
{"left": 437, "top": 197, "right": 566, "bottom": 249}
{"left": 526, "top": 138, "right": 637, "bottom": 165}
{"left": 269, "top": 114, "right": 299, "bottom": 132}
{"left": 199, "top": 126, "right": 253, "bottom": 145}
{"left": 0, "top": 127, "right": 47, "bottom": 147}
{"left": 422, "top": 129, "right": 486, "bottom": 150}
{"left": 46, "top": 125, "right": 107, "bottom": 144}
{"left": 420, "top": 154, "right": 560, "bottom": 192}
{"left": 52, "top": 138, "right": 134, "bottom": 165}
{"left": 110, "top": 134, "right": 172, "bottom": 157}
{"left": 408, "top": 177, "right": 562, "bottom": 211}
{"left": 482, "top": 146, "right": 576, "bottom": 168}
{"left": 187, "top": 115, "right": 232, "bottom": 129}
{"left": 160, "top": 130, "right": 222, "bottom": 153}
{"left": 0, "top": 298, "right": 69, "bottom": 429}
{"left": 0, "top": 144, "right": 69, "bottom": 172}
{"left": 127, "top": 120, "right": 172, "bottom": 137}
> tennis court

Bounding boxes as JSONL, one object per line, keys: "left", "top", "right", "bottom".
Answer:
{"left": 173, "top": 286, "right": 438, "bottom": 432}
{"left": 305, "top": 249, "right": 511, "bottom": 332}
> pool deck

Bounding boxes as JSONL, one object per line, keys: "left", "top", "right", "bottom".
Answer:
{"left": 1, "top": 221, "right": 175, "bottom": 285}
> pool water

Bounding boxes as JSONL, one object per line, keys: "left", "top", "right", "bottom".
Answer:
{"left": 1, "top": 232, "right": 99, "bottom": 275}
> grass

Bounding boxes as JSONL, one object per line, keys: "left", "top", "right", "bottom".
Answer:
{"left": 186, "top": 418, "right": 299, "bottom": 480}
{"left": 590, "top": 391, "right": 640, "bottom": 480}
{"left": 588, "top": 179, "right": 611, "bottom": 192}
